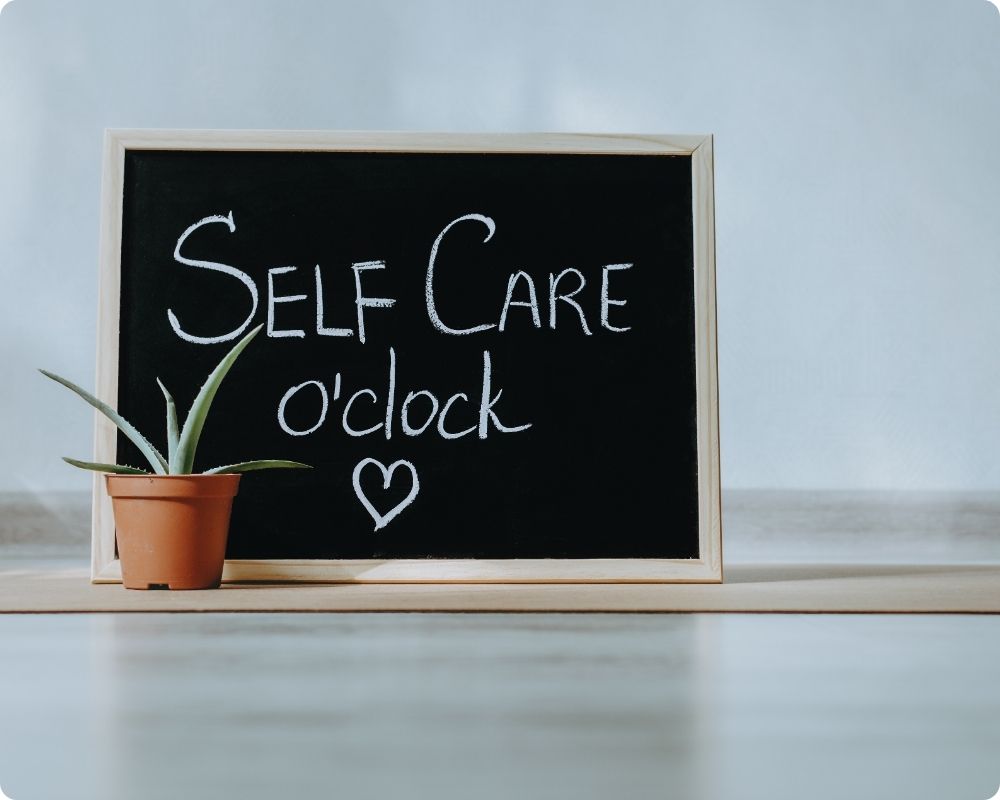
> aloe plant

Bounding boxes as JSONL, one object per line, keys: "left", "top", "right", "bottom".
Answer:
{"left": 41, "top": 324, "right": 310, "bottom": 476}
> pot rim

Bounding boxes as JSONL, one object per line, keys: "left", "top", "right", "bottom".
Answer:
{"left": 105, "top": 472, "right": 241, "bottom": 499}
{"left": 103, "top": 473, "right": 242, "bottom": 479}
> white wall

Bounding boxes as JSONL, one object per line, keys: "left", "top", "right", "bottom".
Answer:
{"left": 1, "top": 0, "right": 999, "bottom": 492}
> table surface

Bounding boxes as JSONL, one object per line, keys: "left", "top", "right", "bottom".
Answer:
{"left": 1, "top": 490, "right": 999, "bottom": 800}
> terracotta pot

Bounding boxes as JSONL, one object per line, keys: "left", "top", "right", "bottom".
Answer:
{"left": 105, "top": 474, "right": 241, "bottom": 590}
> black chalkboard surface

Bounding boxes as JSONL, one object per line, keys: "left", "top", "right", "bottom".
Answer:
{"left": 94, "top": 132, "right": 720, "bottom": 583}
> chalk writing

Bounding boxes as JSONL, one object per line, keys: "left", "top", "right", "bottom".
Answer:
{"left": 352, "top": 457, "right": 420, "bottom": 531}
{"left": 172, "top": 211, "right": 633, "bottom": 529}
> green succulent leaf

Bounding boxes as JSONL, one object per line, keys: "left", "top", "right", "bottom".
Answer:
{"left": 62, "top": 457, "right": 150, "bottom": 475}
{"left": 156, "top": 378, "right": 180, "bottom": 472}
{"left": 40, "top": 369, "right": 168, "bottom": 475}
{"left": 174, "top": 324, "right": 264, "bottom": 474}
{"left": 203, "top": 460, "right": 312, "bottom": 475}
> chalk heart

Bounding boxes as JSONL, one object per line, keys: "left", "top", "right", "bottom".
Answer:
{"left": 352, "top": 458, "right": 420, "bottom": 531}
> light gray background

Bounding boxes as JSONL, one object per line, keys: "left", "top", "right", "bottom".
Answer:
{"left": 1, "top": 0, "right": 998, "bottom": 493}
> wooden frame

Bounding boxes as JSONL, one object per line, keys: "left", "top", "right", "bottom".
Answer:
{"left": 91, "top": 130, "right": 721, "bottom": 584}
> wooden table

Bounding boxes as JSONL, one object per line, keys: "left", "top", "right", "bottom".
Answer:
{"left": 1, "top": 491, "right": 998, "bottom": 799}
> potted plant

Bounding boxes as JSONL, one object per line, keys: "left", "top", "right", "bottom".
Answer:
{"left": 41, "top": 324, "right": 309, "bottom": 590}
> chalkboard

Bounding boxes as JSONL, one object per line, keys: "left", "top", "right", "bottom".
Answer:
{"left": 92, "top": 131, "right": 720, "bottom": 583}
